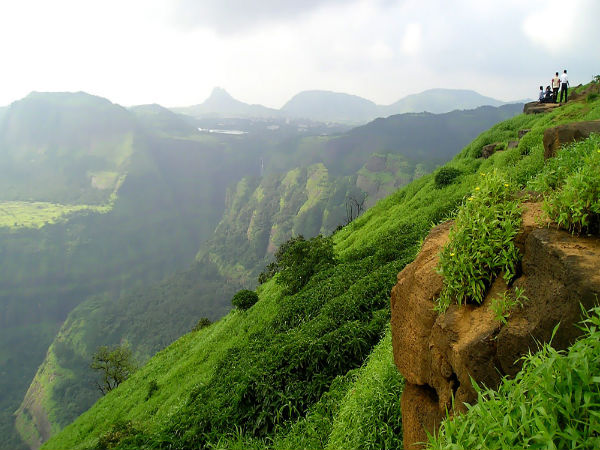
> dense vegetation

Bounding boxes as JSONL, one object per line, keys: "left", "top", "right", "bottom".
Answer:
{"left": 43, "top": 81, "right": 600, "bottom": 450}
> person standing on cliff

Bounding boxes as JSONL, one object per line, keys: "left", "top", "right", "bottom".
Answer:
{"left": 552, "top": 72, "right": 561, "bottom": 102}
{"left": 558, "top": 69, "right": 570, "bottom": 103}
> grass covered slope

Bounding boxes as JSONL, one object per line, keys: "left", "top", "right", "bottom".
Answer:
{"left": 44, "top": 82, "right": 600, "bottom": 449}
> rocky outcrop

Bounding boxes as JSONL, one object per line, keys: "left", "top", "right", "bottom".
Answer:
{"left": 543, "top": 120, "right": 600, "bottom": 159}
{"left": 391, "top": 203, "right": 600, "bottom": 449}
{"left": 523, "top": 102, "right": 561, "bottom": 114}
{"left": 480, "top": 142, "right": 504, "bottom": 159}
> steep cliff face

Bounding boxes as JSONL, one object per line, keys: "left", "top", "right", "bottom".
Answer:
{"left": 391, "top": 203, "right": 600, "bottom": 449}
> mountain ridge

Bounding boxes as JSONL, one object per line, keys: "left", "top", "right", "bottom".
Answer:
{"left": 174, "top": 87, "right": 524, "bottom": 123}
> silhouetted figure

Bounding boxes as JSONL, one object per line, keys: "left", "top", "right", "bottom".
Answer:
{"left": 551, "top": 72, "right": 561, "bottom": 102}
{"left": 543, "top": 86, "right": 554, "bottom": 103}
{"left": 558, "top": 69, "right": 570, "bottom": 103}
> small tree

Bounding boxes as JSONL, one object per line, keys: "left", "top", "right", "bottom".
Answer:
{"left": 232, "top": 289, "right": 259, "bottom": 311}
{"left": 91, "top": 344, "right": 137, "bottom": 395}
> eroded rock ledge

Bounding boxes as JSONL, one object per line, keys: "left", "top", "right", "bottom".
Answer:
{"left": 391, "top": 203, "right": 600, "bottom": 449}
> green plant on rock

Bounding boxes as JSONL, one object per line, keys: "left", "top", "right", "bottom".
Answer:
{"left": 231, "top": 290, "right": 259, "bottom": 311}
{"left": 490, "top": 286, "right": 528, "bottom": 324}
{"left": 431, "top": 305, "right": 600, "bottom": 450}
{"left": 543, "top": 146, "right": 600, "bottom": 235}
{"left": 528, "top": 134, "right": 600, "bottom": 193}
{"left": 437, "top": 170, "right": 522, "bottom": 312}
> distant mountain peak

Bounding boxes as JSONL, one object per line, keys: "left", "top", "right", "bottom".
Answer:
{"left": 209, "top": 87, "right": 234, "bottom": 101}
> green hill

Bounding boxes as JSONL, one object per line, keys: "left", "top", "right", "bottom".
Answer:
{"left": 43, "top": 82, "right": 600, "bottom": 449}
{"left": 0, "top": 92, "right": 136, "bottom": 205}
{"left": 381, "top": 88, "right": 506, "bottom": 115}
{"left": 0, "top": 92, "right": 266, "bottom": 449}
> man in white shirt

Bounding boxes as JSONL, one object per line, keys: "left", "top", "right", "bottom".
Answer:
{"left": 558, "top": 69, "right": 570, "bottom": 103}
{"left": 551, "top": 72, "right": 561, "bottom": 103}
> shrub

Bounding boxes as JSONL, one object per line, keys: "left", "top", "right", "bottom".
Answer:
{"left": 528, "top": 134, "right": 600, "bottom": 194}
{"left": 587, "top": 92, "right": 599, "bottom": 103}
{"left": 192, "top": 317, "right": 212, "bottom": 332}
{"left": 276, "top": 234, "right": 336, "bottom": 294}
{"left": 543, "top": 147, "right": 600, "bottom": 234}
{"left": 257, "top": 261, "right": 277, "bottom": 284}
{"left": 434, "top": 167, "right": 462, "bottom": 189}
{"left": 231, "top": 289, "right": 259, "bottom": 311}
{"left": 437, "top": 170, "right": 522, "bottom": 312}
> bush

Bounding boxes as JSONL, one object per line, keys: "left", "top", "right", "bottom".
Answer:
{"left": 437, "top": 170, "right": 522, "bottom": 312}
{"left": 543, "top": 147, "right": 600, "bottom": 234}
{"left": 231, "top": 289, "right": 259, "bottom": 311}
{"left": 257, "top": 262, "right": 277, "bottom": 285}
{"left": 434, "top": 167, "right": 462, "bottom": 189}
{"left": 276, "top": 235, "right": 336, "bottom": 294}
{"left": 587, "top": 92, "right": 599, "bottom": 102}
{"left": 192, "top": 317, "right": 212, "bottom": 332}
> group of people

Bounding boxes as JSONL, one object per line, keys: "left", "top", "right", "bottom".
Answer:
{"left": 539, "top": 69, "right": 570, "bottom": 103}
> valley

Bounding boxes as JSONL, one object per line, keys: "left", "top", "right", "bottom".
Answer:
{"left": 0, "top": 88, "right": 523, "bottom": 449}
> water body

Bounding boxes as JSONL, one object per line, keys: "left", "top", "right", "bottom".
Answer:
{"left": 197, "top": 128, "right": 248, "bottom": 135}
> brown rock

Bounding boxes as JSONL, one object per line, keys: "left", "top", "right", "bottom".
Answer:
{"left": 390, "top": 221, "right": 450, "bottom": 386}
{"left": 391, "top": 203, "right": 600, "bottom": 450}
{"left": 542, "top": 120, "right": 600, "bottom": 159}
{"left": 481, "top": 142, "right": 503, "bottom": 159}
{"left": 507, "top": 140, "right": 519, "bottom": 149}
{"left": 523, "top": 101, "right": 561, "bottom": 114}
{"left": 401, "top": 383, "right": 443, "bottom": 450}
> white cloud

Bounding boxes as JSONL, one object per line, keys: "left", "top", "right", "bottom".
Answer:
{"left": 522, "top": 0, "right": 577, "bottom": 53}
{"left": 401, "top": 23, "right": 422, "bottom": 55}
{"left": 0, "top": 0, "right": 598, "bottom": 108}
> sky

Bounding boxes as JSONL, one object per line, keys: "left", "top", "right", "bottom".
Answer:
{"left": 1, "top": 0, "right": 599, "bottom": 109}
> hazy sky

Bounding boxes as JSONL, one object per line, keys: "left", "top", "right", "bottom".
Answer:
{"left": 1, "top": 0, "right": 599, "bottom": 108}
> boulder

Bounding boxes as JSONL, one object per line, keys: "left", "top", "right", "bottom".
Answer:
{"left": 523, "top": 101, "right": 561, "bottom": 114}
{"left": 481, "top": 142, "right": 503, "bottom": 159}
{"left": 391, "top": 203, "right": 600, "bottom": 449}
{"left": 507, "top": 140, "right": 518, "bottom": 149}
{"left": 543, "top": 120, "right": 600, "bottom": 159}
{"left": 518, "top": 129, "right": 531, "bottom": 139}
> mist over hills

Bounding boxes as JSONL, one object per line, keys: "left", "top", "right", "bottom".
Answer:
{"left": 174, "top": 87, "right": 523, "bottom": 124}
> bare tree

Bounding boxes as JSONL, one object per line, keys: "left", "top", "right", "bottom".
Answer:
{"left": 345, "top": 192, "right": 368, "bottom": 225}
